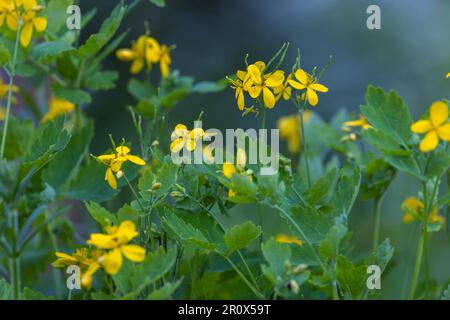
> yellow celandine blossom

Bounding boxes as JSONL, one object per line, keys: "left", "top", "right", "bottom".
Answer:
{"left": 275, "top": 234, "right": 303, "bottom": 246}
{"left": 229, "top": 70, "right": 252, "bottom": 111}
{"left": 401, "top": 197, "right": 445, "bottom": 226}
{"left": 247, "top": 61, "right": 285, "bottom": 109}
{"left": 410, "top": 101, "right": 450, "bottom": 152}
{"left": 7, "top": 0, "right": 47, "bottom": 47}
{"left": 87, "top": 220, "right": 146, "bottom": 275}
{"left": 277, "top": 111, "right": 312, "bottom": 154}
{"left": 116, "top": 35, "right": 171, "bottom": 77}
{"left": 41, "top": 97, "right": 75, "bottom": 122}
{"left": 273, "top": 74, "right": 292, "bottom": 102}
{"left": 288, "top": 69, "right": 328, "bottom": 107}
{"left": 170, "top": 124, "right": 212, "bottom": 153}
{"left": 97, "top": 146, "right": 146, "bottom": 189}
{"left": 52, "top": 248, "right": 101, "bottom": 289}
{"left": 446, "top": 72, "right": 450, "bottom": 78}
{"left": 222, "top": 148, "right": 252, "bottom": 197}
{"left": 0, "top": 0, "right": 18, "bottom": 29}
{"left": 342, "top": 115, "right": 372, "bottom": 131}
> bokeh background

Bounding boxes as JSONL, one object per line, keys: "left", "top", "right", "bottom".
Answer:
{"left": 78, "top": 0, "right": 450, "bottom": 298}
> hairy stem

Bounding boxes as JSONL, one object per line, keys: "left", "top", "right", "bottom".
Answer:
{"left": 299, "top": 109, "right": 311, "bottom": 188}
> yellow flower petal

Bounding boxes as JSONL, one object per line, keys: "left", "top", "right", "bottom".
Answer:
{"left": 309, "top": 83, "right": 328, "bottom": 93}
{"left": 20, "top": 22, "right": 33, "bottom": 47}
{"left": 87, "top": 233, "right": 115, "bottom": 249}
{"left": 121, "top": 245, "right": 146, "bottom": 262}
{"left": 236, "top": 148, "right": 247, "bottom": 167}
{"left": 247, "top": 64, "right": 262, "bottom": 84}
{"left": 275, "top": 234, "right": 303, "bottom": 246}
{"left": 419, "top": 131, "right": 439, "bottom": 152}
{"left": 125, "top": 154, "right": 146, "bottom": 165}
{"left": 33, "top": 16, "right": 47, "bottom": 32}
{"left": 446, "top": 72, "right": 450, "bottom": 78}
{"left": 102, "top": 248, "right": 123, "bottom": 275}
{"left": 174, "top": 124, "right": 188, "bottom": 137}
{"left": 437, "top": 123, "right": 450, "bottom": 141}
{"left": 237, "top": 90, "right": 245, "bottom": 110}
{"left": 287, "top": 79, "right": 306, "bottom": 90}
{"left": 410, "top": 120, "right": 432, "bottom": 134}
{"left": 170, "top": 138, "right": 185, "bottom": 153}
{"left": 186, "top": 138, "right": 196, "bottom": 151}
{"left": 130, "top": 58, "right": 144, "bottom": 74}
{"left": 265, "top": 70, "right": 285, "bottom": 87}
{"left": 248, "top": 85, "right": 262, "bottom": 98}
{"left": 189, "top": 128, "right": 205, "bottom": 140}
{"left": 429, "top": 101, "right": 449, "bottom": 127}
{"left": 117, "top": 220, "right": 139, "bottom": 242}
{"left": 262, "top": 87, "right": 276, "bottom": 109}
{"left": 294, "top": 69, "right": 308, "bottom": 85}
{"left": 116, "top": 49, "right": 136, "bottom": 61}
{"left": 306, "top": 87, "right": 319, "bottom": 106}
{"left": 105, "top": 167, "right": 117, "bottom": 189}
{"left": 223, "top": 163, "right": 236, "bottom": 179}
{"left": 116, "top": 146, "right": 130, "bottom": 156}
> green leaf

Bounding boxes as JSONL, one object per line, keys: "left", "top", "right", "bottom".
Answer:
{"left": 330, "top": 166, "right": 361, "bottom": 217}
{"left": 84, "top": 70, "right": 118, "bottom": 90}
{"left": 336, "top": 255, "right": 367, "bottom": 299}
{"left": 31, "top": 41, "right": 74, "bottom": 63}
{"left": 362, "top": 128, "right": 410, "bottom": 156}
{"left": 261, "top": 238, "right": 291, "bottom": 280}
{"left": 425, "top": 151, "right": 450, "bottom": 179}
{"left": 149, "top": 0, "right": 165, "bottom": 7}
{"left": 360, "top": 85, "right": 412, "bottom": 146}
{"left": 230, "top": 174, "right": 257, "bottom": 200}
{"left": 85, "top": 201, "right": 118, "bottom": 227}
{"left": 223, "top": 221, "right": 261, "bottom": 254}
{"left": 127, "top": 78, "right": 156, "bottom": 100}
{"left": 384, "top": 154, "right": 424, "bottom": 180}
{"left": 22, "top": 287, "right": 55, "bottom": 300}
{"left": 52, "top": 84, "right": 92, "bottom": 105}
{"left": 319, "top": 218, "right": 348, "bottom": 260}
{"left": 147, "top": 280, "right": 182, "bottom": 300}
{"left": 138, "top": 162, "right": 179, "bottom": 201}
{"left": 0, "top": 42, "right": 10, "bottom": 66}
{"left": 305, "top": 167, "right": 339, "bottom": 205}
{"left": 160, "top": 76, "right": 193, "bottom": 108}
{"left": 0, "top": 116, "right": 35, "bottom": 160}
{"left": 441, "top": 284, "right": 450, "bottom": 300}
{"left": 0, "top": 278, "right": 11, "bottom": 299}
{"left": 46, "top": 0, "right": 75, "bottom": 34}
{"left": 161, "top": 210, "right": 217, "bottom": 250}
{"left": 290, "top": 205, "right": 334, "bottom": 245}
{"left": 42, "top": 121, "right": 93, "bottom": 190}
{"left": 78, "top": 2, "right": 126, "bottom": 58}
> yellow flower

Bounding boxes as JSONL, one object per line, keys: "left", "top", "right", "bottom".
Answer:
{"left": 87, "top": 220, "right": 146, "bottom": 275}
{"left": 7, "top": 0, "right": 47, "bottom": 47}
{"left": 0, "top": 107, "right": 4, "bottom": 121}
{"left": 288, "top": 69, "right": 328, "bottom": 107}
{"left": 170, "top": 124, "right": 209, "bottom": 153}
{"left": 0, "top": 78, "right": 19, "bottom": 102}
{"left": 116, "top": 36, "right": 160, "bottom": 74}
{"left": 222, "top": 148, "right": 252, "bottom": 197}
{"left": 275, "top": 234, "right": 303, "bottom": 246}
{"left": 247, "top": 61, "right": 285, "bottom": 109}
{"left": 97, "top": 146, "right": 146, "bottom": 190}
{"left": 0, "top": 0, "right": 17, "bottom": 30}
{"left": 277, "top": 111, "right": 312, "bottom": 154}
{"left": 273, "top": 74, "right": 292, "bottom": 102}
{"left": 342, "top": 115, "right": 372, "bottom": 131}
{"left": 401, "top": 197, "right": 444, "bottom": 226}
{"left": 410, "top": 101, "right": 450, "bottom": 152}
{"left": 159, "top": 44, "right": 171, "bottom": 78}
{"left": 52, "top": 248, "right": 101, "bottom": 289}
{"left": 229, "top": 70, "right": 252, "bottom": 111}
{"left": 446, "top": 72, "right": 450, "bottom": 78}
{"left": 41, "top": 97, "right": 75, "bottom": 122}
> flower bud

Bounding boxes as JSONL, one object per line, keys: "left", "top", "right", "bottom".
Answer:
{"left": 175, "top": 183, "right": 186, "bottom": 193}
{"left": 116, "top": 170, "right": 124, "bottom": 179}
{"left": 152, "top": 182, "right": 162, "bottom": 190}
{"left": 293, "top": 263, "right": 308, "bottom": 275}
{"left": 288, "top": 280, "right": 299, "bottom": 294}
{"left": 151, "top": 140, "right": 159, "bottom": 147}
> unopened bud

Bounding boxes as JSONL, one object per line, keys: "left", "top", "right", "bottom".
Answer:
{"left": 293, "top": 263, "right": 308, "bottom": 275}
{"left": 288, "top": 280, "right": 299, "bottom": 294}
{"left": 284, "top": 259, "right": 292, "bottom": 272}
{"left": 32, "top": 5, "right": 45, "bottom": 12}
{"left": 170, "top": 191, "right": 184, "bottom": 198}
{"left": 152, "top": 182, "right": 161, "bottom": 190}
{"left": 175, "top": 183, "right": 186, "bottom": 193}
{"left": 151, "top": 140, "right": 159, "bottom": 147}
{"left": 116, "top": 170, "right": 124, "bottom": 179}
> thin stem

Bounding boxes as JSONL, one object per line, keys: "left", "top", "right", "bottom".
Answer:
{"left": 408, "top": 227, "right": 424, "bottom": 300}
{"left": 258, "top": 203, "right": 263, "bottom": 246}
{"left": 261, "top": 107, "right": 266, "bottom": 130}
{"left": 299, "top": 109, "right": 311, "bottom": 188}
{"left": 220, "top": 253, "right": 265, "bottom": 300}
{"left": 0, "top": 16, "right": 22, "bottom": 159}
{"left": 372, "top": 197, "right": 382, "bottom": 252}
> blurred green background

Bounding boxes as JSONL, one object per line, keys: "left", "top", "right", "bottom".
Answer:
{"left": 76, "top": 0, "right": 450, "bottom": 299}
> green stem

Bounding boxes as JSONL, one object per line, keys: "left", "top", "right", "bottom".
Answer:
{"left": 372, "top": 197, "right": 382, "bottom": 252}
{"left": 299, "top": 109, "right": 311, "bottom": 188}
{"left": 258, "top": 203, "right": 263, "bottom": 246}
{"left": 220, "top": 253, "right": 265, "bottom": 300}
{"left": 0, "top": 16, "right": 22, "bottom": 159}
{"left": 408, "top": 228, "right": 424, "bottom": 300}
{"left": 261, "top": 107, "right": 266, "bottom": 130}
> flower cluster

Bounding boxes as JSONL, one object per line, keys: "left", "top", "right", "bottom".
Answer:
{"left": 170, "top": 123, "right": 214, "bottom": 153}
{"left": 97, "top": 146, "right": 146, "bottom": 189}
{"left": 0, "top": 0, "right": 47, "bottom": 47}
{"left": 229, "top": 61, "right": 328, "bottom": 111}
{"left": 401, "top": 197, "right": 445, "bottom": 227}
{"left": 116, "top": 35, "right": 172, "bottom": 77}
{"left": 53, "top": 221, "right": 146, "bottom": 289}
